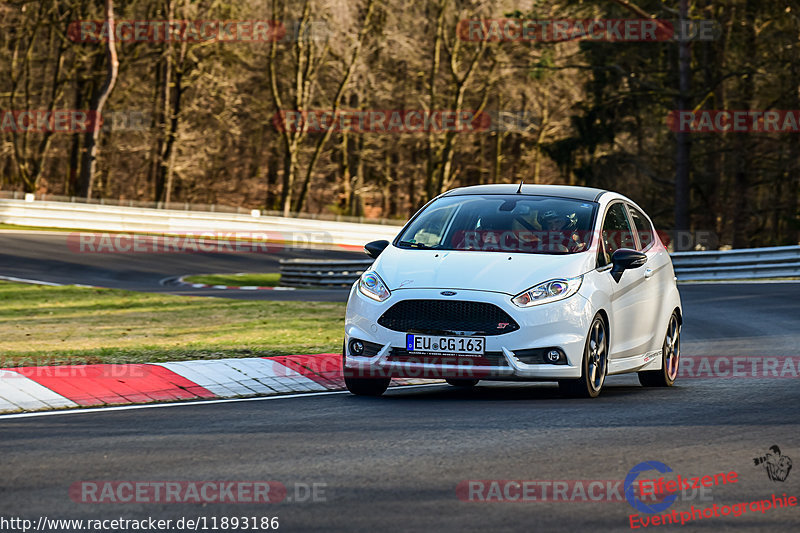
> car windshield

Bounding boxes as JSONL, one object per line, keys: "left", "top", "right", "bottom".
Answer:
{"left": 396, "top": 194, "right": 598, "bottom": 254}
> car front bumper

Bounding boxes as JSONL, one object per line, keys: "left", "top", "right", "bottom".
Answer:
{"left": 344, "top": 286, "right": 594, "bottom": 381}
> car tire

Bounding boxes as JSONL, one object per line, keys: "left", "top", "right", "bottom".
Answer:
{"left": 558, "top": 314, "right": 608, "bottom": 398}
{"left": 638, "top": 312, "right": 680, "bottom": 387}
{"left": 445, "top": 378, "right": 479, "bottom": 387}
{"left": 342, "top": 341, "right": 391, "bottom": 396}
{"left": 344, "top": 376, "right": 391, "bottom": 396}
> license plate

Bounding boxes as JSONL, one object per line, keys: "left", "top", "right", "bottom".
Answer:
{"left": 406, "top": 334, "right": 485, "bottom": 356}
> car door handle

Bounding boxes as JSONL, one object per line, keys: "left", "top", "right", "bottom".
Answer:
{"left": 644, "top": 268, "right": 654, "bottom": 279}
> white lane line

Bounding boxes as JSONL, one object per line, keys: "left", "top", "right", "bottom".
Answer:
{"left": 0, "top": 275, "right": 62, "bottom": 286}
{"left": 0, "top": 384, "right": 446, "bottom": 420}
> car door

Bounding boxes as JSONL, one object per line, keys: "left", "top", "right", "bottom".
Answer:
{"left": 596, "top": 202, "right": 653, "bottom": 361}
{"left": 627, "top": 204, "right": 672, "bottom": 349}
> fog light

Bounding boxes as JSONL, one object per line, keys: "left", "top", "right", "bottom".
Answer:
{"left": 349, "top": 339, "right": 365, "bottom": 356}
{"left": 546, "top": 350, "right": 562, "bottom": 363}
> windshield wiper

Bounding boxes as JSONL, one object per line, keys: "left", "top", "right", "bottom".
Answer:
{"left": 397, "top": 240, "right": 435, "bottom": 249}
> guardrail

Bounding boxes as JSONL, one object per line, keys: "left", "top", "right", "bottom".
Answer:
{"left": 671, "top": 245, "right": 800, "bottom": 281}
{"left": 279, "top": 259, "right": 375, "bottom": 287}
{"left": 0, "top": 190, "right": 403, "bottom": 225}
{"left": 278, "top": 246, "right": 800, "bottom": 287}
{"left": 0, "top": 197, "right": 400, "bottom": 249}
{"left": 2, "top": 195, "right": 797, "bottom": 283}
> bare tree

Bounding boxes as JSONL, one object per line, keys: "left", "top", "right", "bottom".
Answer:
{"left": 77, "top": 0, "right": 119, "bottom": 198}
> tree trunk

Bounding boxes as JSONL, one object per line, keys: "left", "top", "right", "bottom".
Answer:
{"left": 408, "top": 147, "right": 418, "bottom": 216}
{"left": 533, "top": 92, "right": 548, "bottom": 184}
{"left": 340, "top": 132, "right": 352, "bottom": 213}
{"left": 281, "top": 142, "right": 297, "bottom": 216}
{"left": 77, "top": 0, "right": 119, "bottom": 199}
{"left": 786, "top": 16, "right": 800, "bottom": 244}
{"left": 425, "top": 0, "right": 447, "bottom": 201}
{"left": 163, "top": 40, "right": 187, "bottom": 205}
{"left": 67, "top": 74, "right": 86, "bottom": 196}
{"left": 265, "top": 142, "right": 279, "bottom": 211}
{"left": 292, "top": 0, "right": 375, "bottom": 213}
{"left": 731, "top": 0, "right": 757, "bottom": 249}
{"left": 387, "top": 151, "right": 398, "bottom": 217}
{"left": 493, "top": 100, "right": 503, "bottom": 184}
{"left": 154, "top": 1, "right": 175, "bottom": 203}
{"left": 673, "top": 0, "right": 692, "bottom": 250}
{"left": 30, "top": 22, "right": 65, "bottom": 190}
{"left": 351, "top": 135, "right": 365, "bottom": 217}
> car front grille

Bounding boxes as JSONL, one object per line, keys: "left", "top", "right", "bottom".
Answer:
{"left": 377, "top": 299, "right": 519, "bottom": 336}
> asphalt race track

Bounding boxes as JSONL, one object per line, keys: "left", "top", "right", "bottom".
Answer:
{"left": 1, "top": 231, "right": 799, "bottom": 532}
{"left": 0, "top": 231, "right": 362, "bottom": 301}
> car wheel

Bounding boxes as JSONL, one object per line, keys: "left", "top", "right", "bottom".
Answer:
{"left": 638, "top": 312, "right": 680, "bottom": 387}
{"left": 445, "top": 378, "right": 479, "bottom": 387}
{"left": 342, "top": 341, "right": 391, "bottom": 396}
{"left": 345, "top": 376, "right": 391, "bottom": 396}
{"left": 559, "top": 314, "right": 608, "bottom": 398}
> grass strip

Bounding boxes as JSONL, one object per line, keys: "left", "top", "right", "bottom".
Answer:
{"left": 0, "top": 281, "right": 344, "bottom": 366}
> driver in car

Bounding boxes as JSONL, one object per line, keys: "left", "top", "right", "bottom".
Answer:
{"left": 539, "top": 210, "right": 587, "bottom": 252}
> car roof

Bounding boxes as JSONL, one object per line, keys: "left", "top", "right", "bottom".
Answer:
{"left": 442, "top": 184, "right": 607, "bottom": 202}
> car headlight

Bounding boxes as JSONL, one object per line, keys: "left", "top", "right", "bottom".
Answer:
{"left": 358, "top": 271, "right": 391, "bottom": 301}
{"left": 511, "top": 276, "right": 583, "bottom": 307}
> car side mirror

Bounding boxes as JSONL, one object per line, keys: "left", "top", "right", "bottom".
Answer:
{"left": 610, "top": 248, "right": 647, "bottom": 283}
{"left": 364, "top": 240, "right": 390, "bottom": 259}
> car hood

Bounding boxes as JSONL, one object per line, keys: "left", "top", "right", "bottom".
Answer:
{"left": 372, "top": 245, "right": 595, "bottom": 296}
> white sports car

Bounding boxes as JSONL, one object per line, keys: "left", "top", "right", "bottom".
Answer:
{"left": 343, "top": 184, "right": 682, "bottom": 398}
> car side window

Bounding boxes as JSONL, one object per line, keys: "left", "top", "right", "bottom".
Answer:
{"left": 408, "top": 204, "right": 457, "bottom": 247}
{"left": 597, "top": 203, "right": 635, "bottom": 267}
{"left": 628, "top": 206, "right": 654, "bottom": 251}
